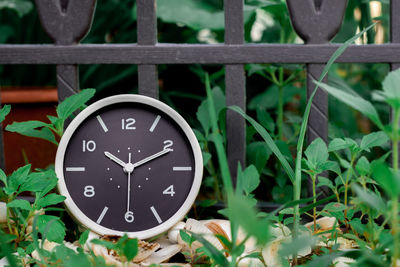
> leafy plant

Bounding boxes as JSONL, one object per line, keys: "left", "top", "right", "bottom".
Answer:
{"left": 317, "top": 67, "right": 400, "bottom": 266}
{"left": 5, "top": 89, "right": 95, "bottom": 144}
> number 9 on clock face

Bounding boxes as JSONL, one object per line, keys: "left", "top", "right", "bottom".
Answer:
{"left": 56, "top": 95, "right": 203, "bottom": 239}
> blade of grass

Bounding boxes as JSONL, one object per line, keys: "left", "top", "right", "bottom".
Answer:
{"left": 205, "top": 73, "right": 233, "bottom": 196}
{"left": 229, "top": 106, "right": 295, "bottom": 183}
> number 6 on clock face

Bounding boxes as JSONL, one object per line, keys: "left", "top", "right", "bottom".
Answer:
{"left": 56, "top": 94, "right": 203, "bottom": 239}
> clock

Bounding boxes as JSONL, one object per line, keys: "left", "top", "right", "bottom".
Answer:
{"left": 55, "top": 94, "right": 203, "bottom": 239}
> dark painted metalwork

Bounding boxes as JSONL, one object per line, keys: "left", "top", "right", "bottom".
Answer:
{"left": 0, "top": 0, "right": 398, "bottom": 188}
{"left": 287, "top": 0, "right": 348, "bottom": 144}
{"left": 2, "top": 44, "right": 400, "bottom": 64}
{"left": 35, "top": 0, "right": 96, "bottom": 131}
{"left": 137, "top": 0, "right": 158, "bottom": 99}
{"left": 225, "top": 0, "right": 245, "bottom": 180}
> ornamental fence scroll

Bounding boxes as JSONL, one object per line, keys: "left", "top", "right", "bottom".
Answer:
{"left": 0, "top": 0, "right": 400, "bottom": 182}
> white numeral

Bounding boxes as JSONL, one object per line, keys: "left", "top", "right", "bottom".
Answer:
{"left": 163, "top": 185, "right": 175, "bottom": 197}
{"left": 125, "top": 211, "right": 134, "bottom": 223}
{"left": 84, "top": 185, "right": 95, "bottom": 197}
{"left": 122, "top": 118, "right": 136, "bottom": 130}
{"left": 163, "top": 140, "right": 173, "bottom": 151}
{"left": 83, "top": 140, "right": 96, "bottom": 152}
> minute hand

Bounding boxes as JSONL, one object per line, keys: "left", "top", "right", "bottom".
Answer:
{"left": 132, "top": 149, "right": 171, "bottom": 168}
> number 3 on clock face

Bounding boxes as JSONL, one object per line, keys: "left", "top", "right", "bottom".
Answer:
{"left": 56, "top": 94, "right": 203, "bottom": 239}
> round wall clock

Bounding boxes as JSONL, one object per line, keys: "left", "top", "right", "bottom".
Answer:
{"left": 55, "top": 94, "right": 203, "bottom": 239}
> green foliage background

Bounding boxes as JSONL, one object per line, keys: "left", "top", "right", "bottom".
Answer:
{"left": 0, "top": 0, "right": 392, "bottom": 203}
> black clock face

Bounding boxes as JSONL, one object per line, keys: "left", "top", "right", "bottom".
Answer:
{"left": 63, "top": 103, "right": 196, "bottom": 232}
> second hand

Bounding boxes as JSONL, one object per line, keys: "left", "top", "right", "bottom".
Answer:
{"left": 127, "top": 152, "right": 132, "bottom": 213}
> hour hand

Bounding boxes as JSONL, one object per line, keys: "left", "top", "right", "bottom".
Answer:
{"left": 104, "top": 151, "right": 127, "bottom": 168}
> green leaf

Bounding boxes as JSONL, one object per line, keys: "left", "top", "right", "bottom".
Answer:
{"left": 191, "top": 233, "right": 229, "bottom": 266}
{"left": 19, "top": 169, "right": 57, "bottom": 193}
{"left": 123, "top": 238, "right": 138, "bottom": 262}
{"left": 356, "top": 156, "right": 370, "bottom": 176}
{"left": 228, "top": 194, "right": 269, "bottom": 246}
{"left": 37, "top": 194, "right": 66, "bottom": 209}
{"left": 36, "top": 215, "right": 66, "bottom": 243}
{"left": 328, "top": 138, "right": 352, "bottom": 152}
{"left": 198, "top": 199, "right": 218, "bottom": 207}
{"left": 8, "top": 164, "right": 31, "bottom": 193}
{"left": 237, "top": 164, "right": 260, "bottom": 195}
{"left": 360, "top": 131, "right": 389, "bottom": 151}
{"left": 317, "top": 177, "right": 335, "bottom": 190}
{"left": 6, "top": 121, "right": 57, "bottom": 144}
{"left": 315, "top": 82, "right": 384, "bottom": 130}
{"left": 247, "top": 142, "right": 272, "bottom": 173}
{"left": 323, "top": 202, "right": 346, "bottom": 213}
{"left": 349, "top": 218, "right": 366, "bottom": 236}
{"left": 0, "top": 169, "right": 7, "bottom": 186}
{"left": 229, "top": 106, "right": 295, "bottom": 184}
{"left": 196, "top": 86, "right": 225, "bottom": 134}
{"left": 78, "top": 230, "right": 90, "bottom": 246}
{"left": 381, "top": 68, "right": 400, "bottom": 109}
{"left": 179, "top": 229, "right": 193, "bottom": 246}
{"left": 279, "top": 235, "right": 317, "bottom": 258}
{"left": 63, "top": 252, "right": 92, "bottom": 267}
{"left": 91, "top": 239, "right": 117, "bottom": 250}
{"left": 56, "top": 89, "right": 96, "bottom": 119}
{"left": 319, "top": 161, "right": 341, "bottom": 175}
{"left": 352, "top": 184, "right": 386, "bottom": 211}
{"left": 0, "top": 105, "right": 11, "bottom": 123}
{"left": 202, "top": 152, "right": 211, "bottom": 166}
{"left": 304, "top": 138, "right": 328, "bottom": 168}
{"left": 0, "top": 0, "right": 33, "bottom": 17}
{"left": 371, "top": 162, "right": 400, "bottom": 197}
{"left": 7, "top": 199, "right": 31, "bottom": 211}
{"left": 158, "top": 0, "right": 224, "bottom": 30}
{"left": 256, "top": 108, "right": 275, "bottom": 133}
{"left": 158, "top": 0, "right": 256, "bottom": 31}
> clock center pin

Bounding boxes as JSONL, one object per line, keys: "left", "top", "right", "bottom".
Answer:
{"left": 124, "top": 163, "right": 134, "bottom": 173}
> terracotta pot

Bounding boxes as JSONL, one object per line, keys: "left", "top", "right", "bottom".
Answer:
{"left": 2, "top": 86, "right": 58, "bottom": 174}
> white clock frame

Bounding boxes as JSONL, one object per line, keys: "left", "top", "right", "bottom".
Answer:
{"left": 55, "top": 94, "right": 203, "bottom": 239}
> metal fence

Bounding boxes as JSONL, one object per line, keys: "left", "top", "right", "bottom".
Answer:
{"left": 0, "top": 0, "right": 399, "bottom": 178}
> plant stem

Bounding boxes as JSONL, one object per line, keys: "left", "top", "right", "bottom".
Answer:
{"left": 391, "top": 109, "right": 400, "bottom": 267}
{"left": 312, "top": 174, "right": 317, "bottom": 233}
{"left": 344, "top": 156, "right": 356, "bottom": 220}
{"left": 392, "top": 196, "right": 399, "bottom": 267}
{"left": 204, "top": 143, "right": 223, "bottom": 200}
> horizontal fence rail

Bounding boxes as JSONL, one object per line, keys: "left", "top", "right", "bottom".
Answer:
{"left": 1, "top": 44, "right": 400, "bottom": 64}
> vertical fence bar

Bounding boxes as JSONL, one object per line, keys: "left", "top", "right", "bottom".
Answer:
{"left": 137, "top": 0, "right": 158, "bottom": 99}
{"left": 225, "top": 0, "right": 245, "bottom": 180}
{"left": 306, "top": 65, "right": 328, "bottom": 143}
{"left": 57, "top": 65, "right": 80, "bottom": 104}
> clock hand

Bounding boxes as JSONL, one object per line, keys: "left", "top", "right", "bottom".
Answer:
{"left": 127, "top": 152, "right": 132, "bottom": 213}
{"left": 132, "top": 149, "right": 172, "bottom": 168}
{"left": 104, "top": 151, "right": 127, "bottom": 168}
{"left": 124, "top": 152, "right": 134, "bottom": 223}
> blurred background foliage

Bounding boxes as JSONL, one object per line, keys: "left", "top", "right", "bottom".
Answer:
{"left": 0, "top": 0, "right": 391, "bottom": 203}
